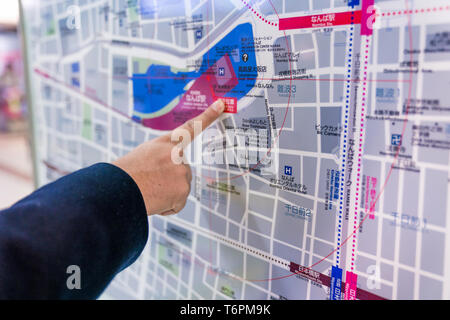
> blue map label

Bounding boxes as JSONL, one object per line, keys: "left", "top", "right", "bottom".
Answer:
{"left": 330, "top": 266, "right": 343, "bottom": 300}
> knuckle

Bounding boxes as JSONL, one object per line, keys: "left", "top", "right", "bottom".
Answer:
{"left": 185, "top": 120, "right": 195, "bottom": 132}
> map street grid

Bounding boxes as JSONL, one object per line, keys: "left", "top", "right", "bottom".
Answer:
{"left": 21, "top": 0, "right": 450, "bottom": 300}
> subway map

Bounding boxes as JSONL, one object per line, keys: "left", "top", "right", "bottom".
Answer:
{"left": 21, "top": 0, "right": 450, "bottom": 299}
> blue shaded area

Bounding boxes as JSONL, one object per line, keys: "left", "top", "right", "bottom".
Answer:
{"left": 348, "top": 0, "right": 360, "bottom": 7}
{"left": 71, "top": 77, "right": 80, "bottom": 88}
{"left": 131, "top": 23, "right": 257, "bottom": 115}
{"left": 71, "top": 62, "right": 79, "bottom": 73}
{"left": 330, "top": 266, "right": 343, "bottom": 300}
{"left": 139, "top": 0, "right": 156, "bottom": 19}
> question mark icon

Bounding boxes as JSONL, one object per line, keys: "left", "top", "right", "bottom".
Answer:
{"left": 66, "top": 5, "right": 81, "bottom": 30}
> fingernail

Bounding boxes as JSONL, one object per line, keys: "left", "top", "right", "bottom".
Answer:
{"left": 213, "top": 99, "right": 225, "bottom": 114}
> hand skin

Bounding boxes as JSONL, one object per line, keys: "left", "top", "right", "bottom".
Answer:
{"left": 113, "top": 99, "right": 225, "bottom": 216}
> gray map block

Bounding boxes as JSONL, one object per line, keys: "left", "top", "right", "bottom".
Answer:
{"left": 375, "top": 72, "right": 400, "bottom": 113}
{"left": 298, "top": 50, "right": 316, "bottom": 71}
{"left": 333, "top": 74, "right": 344, "bottom": 102}
{"left": 424, "top": 23, "right": 450, "bottom": 62}
{"left": 142, "top": 23, "right": 155, "bottom": 39}
{"left": 313, "top": 0, "right": 330, "bottom": 10}
{"left": 228, "top": 176, "right": 247, "bottom": 223}
{"left": 213, "top": 0, "right": 234, "bottom": 26}
{"left": 314, "top": 204, "right": 336, "bottom": 243}
{"left": 316, "top": 32, "right": 331, "bottom": 68}
{"left": 195, "top": 234, "right": 217, "bottom": 266}
{"left": 320, "top": 74, "right": 330, "bottom": 102}
{"left": 318, "top": 158, "right": 339, "bottom": 200}
{"left": 248, "top": 213, "right": 271, "bottom": 237}
{"left": 181, "top": 252, "right": 191, "bottom": 284}
{"left": 228, "top": 222, "right": 239, "bottom": 241}
{"left": 294, "top": 33, "right": 313, "bottom": 52}
{"left": 313, "top": 239, "right": 333, "bottom": 258}
{"left": 158, "top": 0, "right": 186, "bottom": 19}
{"left": 383, "top": 167, "right": 399, "bottom": 215}
{"left": 377, "top": 27, "right": 400, "bottom": 64}
{"left": 358, "top": 215, "right": 379, "bottom": 256}
{"left": 112, "top": 55, "right": 130, "bottom": 115}
{"left": 274, "top": 201, "right": 305, "bottom": 248}
{"left": 258, "top": 0, "right": 282, "bottom": 15}
{"left": 268, "top": 79, "right": 316, "bottom": 104}
{"left": 423, "top": 169, "right": 448, "bottom": 227}
{"left": 249, "top": 176, "right": 275, "bottom": 195}
{"left": 402, "top": 170, "right": 420, "bottom": 217}
{"left": 421, "top": 230, "right": 445, "bottom": 276}
{"left": 285, "top": 1, "right": 309, "bottom": 12}
{"left": 303, "top": 156, "right": 317, "bottom": 196}
{"left": 279, "top": 108, "right": 317, "bottom": 152}
{"left": 364, "top": 118, "right": 386, "bottom": 156}
{"left": 333, "top": 31, "right": 346, "bottom": 67}
{"left": 244, "top": 285, "right": 268, "bottom": 299}
{"left": 167, "top": 222, "right": 193, "bottom": 248}
{"left": 272, "top": 106, "right": 292, "bottom": 129}
{"left": 396, "top": 268, "right": 417, "bottom": 300}
{"left": 245, "top": 255, "right": 270, "bottom": 289}
{"left": 94, "top": 123, "right": 108, "bottom": 147}
{"left": 247, "top": 230, "right": 270, "bottom": 253}
{"left": 273, "top": 36, "right": 293, "bottom": 76}
{"left": 273, "top": 241, "right": 302, "bottom": 264}
{"left": 249, "top": 193, "right": 274, "bottom": 218}
{"left": 157, "top": 21, "right": 173, "bottom": 43}
{"left": 355, "top": 254, "right": 376, "bottom": 274}
{"left": 219, "top": 243, "right": 244, "bottom": 277}
{"left": 320, "top": 106, "right": 341, "bottom": 154}
{"left": 399, "top": 226, "right": 416, "bottom": 267}
{"left": 199, "top": 208, "right": 226, "bottom": 236}
{"left": 420, "top": 275, "right": 443, "bottom": 299}
{"left": 418, "top": 122, "right": 450, "bottom": 166}
{"left": 422, "top": 72, "right": 450, "bottom": 115}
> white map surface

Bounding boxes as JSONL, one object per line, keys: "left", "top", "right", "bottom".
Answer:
{"left": 21, "top": 0, "right": 450, "bottom": 299}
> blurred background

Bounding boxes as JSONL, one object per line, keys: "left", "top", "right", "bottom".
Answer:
{"left": 0, "top": 0, "right": 34, "bottom": 210}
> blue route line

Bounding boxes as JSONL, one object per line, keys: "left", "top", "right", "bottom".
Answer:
{"left": 336, "top": 7, "right": 356, "bottom": 269}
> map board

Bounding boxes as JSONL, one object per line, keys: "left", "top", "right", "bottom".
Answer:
{"left": 20, "top": 0, "right": 450, "bottom": 300}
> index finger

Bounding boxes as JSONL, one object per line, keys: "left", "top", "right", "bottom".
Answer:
{"left": 171, "top": 99, "right": 225, "bottom": 146}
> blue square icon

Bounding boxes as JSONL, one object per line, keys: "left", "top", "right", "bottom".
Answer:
{"left": 218, "top": 67, "right": 225, "bottom": 76}
{"left": 284, "top": 166, "right": 292, "bottom": 176}
{"left": 196, "top": 29, "right": 202, "bottom": 39}
{"left": 391, "top": 134, "right": 402, "bottom": 146}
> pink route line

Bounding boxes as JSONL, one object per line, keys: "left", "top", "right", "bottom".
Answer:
{"left": 377, "top": 5, "right": 450, "bottom": 17}
{"left": 240, "top": 0, "right": 278, "bottom": 27}
{"left": 349, "top": 36, "right": 371, "bottom": 274}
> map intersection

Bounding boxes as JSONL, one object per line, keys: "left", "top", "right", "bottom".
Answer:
{"left": 21, "top": 0, "right": 450, "bottom": 299}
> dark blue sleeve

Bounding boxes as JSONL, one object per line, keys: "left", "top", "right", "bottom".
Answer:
{"left": 0, "top": 163, "right": 149, "bottom": 299}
